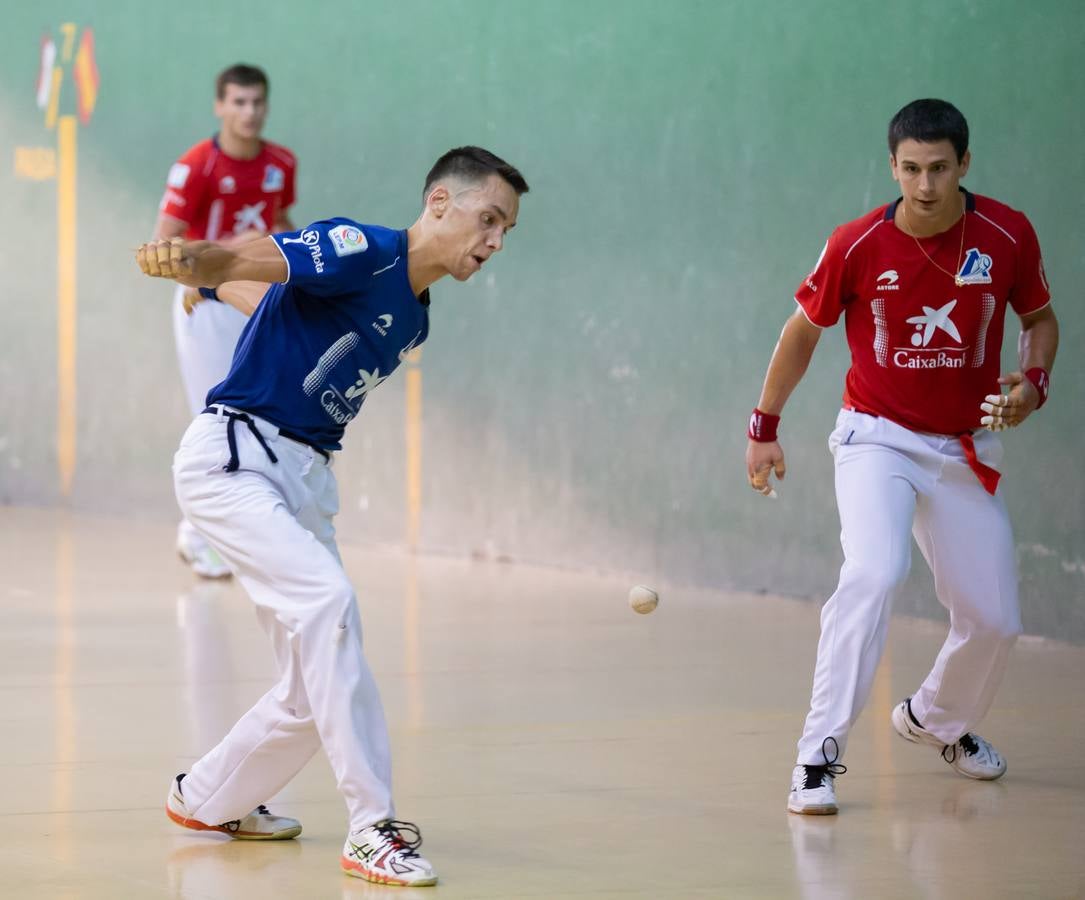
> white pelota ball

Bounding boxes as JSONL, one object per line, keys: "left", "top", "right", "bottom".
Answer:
{"left": 628, "top": 585, "right": 659, "bottom": 615}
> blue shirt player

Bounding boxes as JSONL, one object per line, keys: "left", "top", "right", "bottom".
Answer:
{"left": 137, "top": 146, "right": 529, "bottom": 888}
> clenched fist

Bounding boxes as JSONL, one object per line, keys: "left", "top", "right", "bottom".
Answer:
{"left": 135, "top": 238, "right": 214, "bottom": 287}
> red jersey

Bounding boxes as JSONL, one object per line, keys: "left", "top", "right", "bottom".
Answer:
{"left": 158, "top": 136, "right": 297, "bottom": 240}
{"left": 796, "top": 190, "right": 1050, "bottom": 435}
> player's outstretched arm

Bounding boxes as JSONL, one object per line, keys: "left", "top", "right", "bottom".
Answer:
{"left": 746, "top": 307, "right": 822, "bottom": 497}
{"left": 135, "top": 236, "right": 287, "bottom": 288}
{"left": 980, "top": 305, "right": 1059, "bottom": 430}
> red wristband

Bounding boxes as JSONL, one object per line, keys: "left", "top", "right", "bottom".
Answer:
{"left": 1025, "top": 367, "right": 1049, "bottom": 409}
{"left": 748, "top": 408, "right": 780, "bottom": 442}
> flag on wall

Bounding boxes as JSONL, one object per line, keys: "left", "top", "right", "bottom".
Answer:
{"left": 73, "top": 28, "right": 99, "bottom": 125}
{"left": 36, "top": 33, "right": 57, "bottom": 110}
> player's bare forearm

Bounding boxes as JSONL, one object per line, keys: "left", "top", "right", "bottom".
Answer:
{"left": 218, "top": 281, "right": 270, "bottom": 317}
{"left": 218, "top": 229, "right": 269, "bottom": 248}
{"left": 745, "top": 308, "right": 821, "bottom": 497}
{"left": 756, "top": 307, "right": 822, "bottom": 414}
{"left": 980, "top": 305, "right": 1059, "bottom": 430}
{"left": 1018, "top": 305, "right": 1058, "bottom": 373}
{"left": 136, "top": 236, "right": 287, "bottom": 287}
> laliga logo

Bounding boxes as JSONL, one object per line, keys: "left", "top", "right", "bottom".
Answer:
{"left": 281, "top": 229, "right": 324, "bottom": 273}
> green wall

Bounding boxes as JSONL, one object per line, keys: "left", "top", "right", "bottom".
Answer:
{"left": 2, "top": 1, "right": 1082, "bottom": 638}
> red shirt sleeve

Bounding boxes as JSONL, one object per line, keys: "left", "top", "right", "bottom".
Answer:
{"left": 1009, "top": 215, "right": 1051, "bottom": 315}
{"left": 795, "top": 228, "right": 849, "bottom": 327}
{"left": 158, "top": 144, "right": 208, "bottom": 225}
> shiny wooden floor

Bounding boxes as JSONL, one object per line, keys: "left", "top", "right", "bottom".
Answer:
{"left": 2, "top": 506, "right": 1083, "bottom": 899}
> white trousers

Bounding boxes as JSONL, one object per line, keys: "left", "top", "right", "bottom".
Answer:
{"left": 796, "top": 410, "right": 1022, "bottom": 765}
{"left": 172, "top": 409, "right": 394, "bottom": 831}
{"left": 172, "top": 285, "right": 249, "bottom": 417}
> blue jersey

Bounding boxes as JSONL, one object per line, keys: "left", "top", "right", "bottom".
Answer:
{"left": 207, "top": 219, "right": 430, "bottom": 450}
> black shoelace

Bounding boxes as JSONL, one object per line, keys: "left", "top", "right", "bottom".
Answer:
{"left": 375, "top": 820, "right": 424, "bottom": 858}
{"left": 942, "top": 732, "right": 980, "bottom": 764}
{"left": 803, "top": 736, "right": 848, "bottom": 790}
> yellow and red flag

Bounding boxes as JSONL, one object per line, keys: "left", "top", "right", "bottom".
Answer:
{"left": 73, "top": 28, "right": 98, "bottom": 125}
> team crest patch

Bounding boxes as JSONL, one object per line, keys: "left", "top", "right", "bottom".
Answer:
{"left": 956, "top": 248, "right": 993, "bottom": 285}
{"left": 329, "top": 224, "right": 369, "bottom": 256}
{"left": 167, "top": 163, "right": 190, "bottom": 188}
{"left": 262, "top": 164, "right": 285, "bottom": 192}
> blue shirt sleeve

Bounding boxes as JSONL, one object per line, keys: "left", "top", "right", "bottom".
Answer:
{"left": 271, "top": 218, "right": 377, "bottom": 298}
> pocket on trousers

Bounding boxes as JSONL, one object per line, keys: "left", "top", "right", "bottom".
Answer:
{"left": 828, "top": 409, "right": 873, "bottom": 457}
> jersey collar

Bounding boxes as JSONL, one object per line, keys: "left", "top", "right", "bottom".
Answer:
{"left": 210, "top": 133, "right": 265, "bottom": 162}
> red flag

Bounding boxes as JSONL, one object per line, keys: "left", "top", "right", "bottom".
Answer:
{"left": 73, "top": 28, "right": 99, "bottom": 125}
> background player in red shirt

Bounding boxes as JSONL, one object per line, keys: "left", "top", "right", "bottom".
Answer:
{"left": 745, "top": 99, "right": 1059, "bottom": 815}
{"left": 154, "top": 64, "right": 297, "bottom": 577}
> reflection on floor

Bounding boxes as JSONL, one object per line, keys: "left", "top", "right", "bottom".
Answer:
{"left": 1, "top": 507, "right": 1083, "bottom": 899}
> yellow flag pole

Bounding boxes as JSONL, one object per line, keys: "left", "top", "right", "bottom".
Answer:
{"left": 57, "top": 115, "right": 78, "bottom": 497}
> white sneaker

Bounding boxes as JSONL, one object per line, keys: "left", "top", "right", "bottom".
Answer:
{"left": 788, "top": 736, "right": 846, "bottom": 815}
{"left": 941, "top": 733, "right": 1007, "bottom": 780}
{"left": 891, "top": 697, "right": 1007, "bottom": 780}
{"left": 341, "top": 820, "right": 438, "bottom": 886}
{"left": 788, "top": 764, "right": 839, "bottom": 815}
{"left": 177, "top": 521, "right": 232, "bottom": 579}
{"left": 165, "top": 774, "right": 301, "bottom": 840}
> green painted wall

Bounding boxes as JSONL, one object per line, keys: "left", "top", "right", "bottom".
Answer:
{"left": 2, "top": 1, "right": 1082, "bottom": 638}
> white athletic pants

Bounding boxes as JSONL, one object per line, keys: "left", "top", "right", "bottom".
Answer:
{"left": 172, "top": 408, "right": 395, "bottom": 831}
{"left": 796, "top": 409, "right": 1022, "bottom": 765}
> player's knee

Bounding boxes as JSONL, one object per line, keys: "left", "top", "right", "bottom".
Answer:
{"left": 976, "top": 609, "right": 1023, "bottom": 645}
{"left": 844, "top": 554, "right": 910, "bottom": 598}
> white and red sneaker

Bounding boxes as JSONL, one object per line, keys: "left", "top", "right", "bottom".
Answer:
{"left": 891, "top": 698, "right": 1007, "bottom": 780}
{"left": 165, "top": 774, "right": 301, "bottom": 840}
{"left": 341, "top": 820, "right": 438, "bottom": 886}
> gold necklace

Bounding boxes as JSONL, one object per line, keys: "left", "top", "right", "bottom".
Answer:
{"left": 902, "top": 196, "right": 967, "bottom": 287}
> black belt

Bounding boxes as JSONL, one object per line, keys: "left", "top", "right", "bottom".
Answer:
{"left": 202, "top": 407, "right": 330, "bottom": 472}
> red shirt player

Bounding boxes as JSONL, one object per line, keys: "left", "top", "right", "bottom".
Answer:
{"left": 745, "top": 100, "right": 1059, "bottom": 817}
{"left": 155, "top": 63, "right": 297, "bottom": 579}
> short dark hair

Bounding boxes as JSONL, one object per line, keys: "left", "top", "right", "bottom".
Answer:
{"left": 888, "top": 99, "right": 969, "bottom": 162}
{"left": 216, "top": 64, "right": 269, "bottom": 100}
{"left": 423, "top": 146, "right": 529, "bottom": 201}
